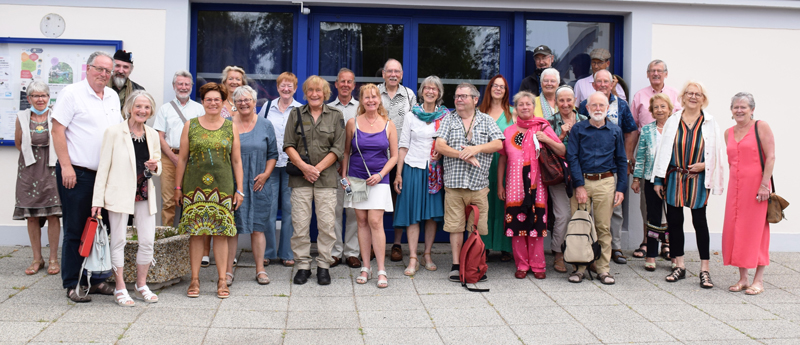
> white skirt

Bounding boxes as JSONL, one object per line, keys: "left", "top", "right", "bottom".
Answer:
{"left": 344, "top": 183, "right": 394, "bottom": 211}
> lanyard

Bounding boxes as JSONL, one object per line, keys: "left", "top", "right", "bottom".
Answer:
{"left": 461, "top": 114, "right": 475, "bottom": 141}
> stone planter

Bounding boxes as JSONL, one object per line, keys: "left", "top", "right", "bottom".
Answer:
{"left": 108, "top": 226, "right": 190, "bottom": 288}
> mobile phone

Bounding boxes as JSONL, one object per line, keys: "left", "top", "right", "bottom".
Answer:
{"left": 340, "top": 178, "right": 352, "bottom": 196}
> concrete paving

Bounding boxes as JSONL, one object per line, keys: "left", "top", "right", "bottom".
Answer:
{"left": 1, "top": 244, "right": 799, "bottom": 344}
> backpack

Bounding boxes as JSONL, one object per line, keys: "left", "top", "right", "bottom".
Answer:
{"left": 561, "top": 205, "right": 601, "bottom": 280}
{"left": 459, "top": 205, "right": 489, "bottom": 292}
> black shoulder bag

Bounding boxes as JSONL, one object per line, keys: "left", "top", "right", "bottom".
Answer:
{"left": 285, "top": 108, "right": 312, "bottom": 176}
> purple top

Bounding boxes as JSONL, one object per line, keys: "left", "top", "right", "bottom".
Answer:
{"left": 348, "top": 121, "right": 390, "bottom": 184}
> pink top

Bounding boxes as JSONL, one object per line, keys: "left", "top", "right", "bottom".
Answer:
{"left": 574, "top": 75, "right": 627, "bottom": 105}
{"left": 499, "top": 120, "right": 560, "bottom": 207}
{"left": 630, "top": 84, "right": 682, "bottom": 130}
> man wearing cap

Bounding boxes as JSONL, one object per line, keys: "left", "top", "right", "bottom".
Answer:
{"left": 519, "top": 45, "right": 565, "bottom": 96}
{"left": 574, "top": 48, "right": 628, "bottom": 105}
{"left": 153, "top": 70, "right": 205, "bottom": 227}
{"left": 109, "top": 49, "right": 145, "bottom": 110}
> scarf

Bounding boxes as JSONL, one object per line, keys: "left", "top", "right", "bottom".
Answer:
{"left": 411, "top": 104, "right": 448, "bottom": 123}
{"left": 413, "top": 104, "right": 449, "bottom": 194}
{"left": 514, "top": 117, "right": 550, "bottom": 196}
{"left": 533, "top": 95, "right": 556, "bottom": 120}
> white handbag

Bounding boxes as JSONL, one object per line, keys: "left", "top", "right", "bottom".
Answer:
{"left": 76, "top": 218, "right": 113, "bottom": 297}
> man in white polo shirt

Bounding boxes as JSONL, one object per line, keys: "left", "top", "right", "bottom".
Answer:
{"left": 327, "top": 68, "right": 361, "bottom": 268}
{"left": 153, "top": 70, "right": 205, "bottom": 227}
{"left": 51, "top": 51, "right": 123, "bottom": 302}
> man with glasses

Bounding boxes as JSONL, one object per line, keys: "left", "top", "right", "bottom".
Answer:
{"left": 574, "top": 48, "right": 627, "bottom": 105}
{"left": 519, "top": 45, "right": 565, "bottom": 96}
{"left": 630, "top": 60, "right": 681, "bottom": 131}
{"left": 51, "top": 51, "right": 123, "bottom": 302}
{"left": 379, "top": 58, "right": 418, "bottom": 263}
{"left": 108, "top": 50, "right": 145, "bottom": 111}
{"left": 328, "top": 68, "right": 361, "bottom": 268}
{"left": 577, "top": 69, "right": 638, "bottom": 265}
{"left": 434, "top": 83, "right": 504, "bottom": 282}
{"left": 153, "top": 70, "right": 205, "bottom": 227}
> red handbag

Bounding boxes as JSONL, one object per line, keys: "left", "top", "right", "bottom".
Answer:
{"left": 79, "top": 216, "right": 100, "bottom": 257}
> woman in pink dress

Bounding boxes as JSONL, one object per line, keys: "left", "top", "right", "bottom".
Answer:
{"left": 722, "top": 92, "right": 774, "bottom": 295}
{"left": 498, "top": 91, "right": 565, "bottom": 279}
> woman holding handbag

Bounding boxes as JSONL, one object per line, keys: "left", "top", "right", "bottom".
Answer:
{"left": 343, "top": 83, "right": 398, "bottom": 288}
{"left": 722, "top": 92, "right": 774, "bottom": 295}
{"left": 393, "top": 76, "right": 447, "bottom": 275}
{"left": 91, "top": 91, "right": 162, "bottom": 306}
{"left": 498, "top": 91, "right": 565, "bottom": 279}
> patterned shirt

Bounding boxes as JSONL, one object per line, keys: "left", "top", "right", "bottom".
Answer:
{"left": 434, "top": 110, "right": 504, "bottom": 191}
{"left": 378, "top": 83, "right": 416, "bottom": 138}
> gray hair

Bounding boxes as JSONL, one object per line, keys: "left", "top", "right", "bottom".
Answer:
{"left": 172, "top": 70, "right": 193, "bottom": 85}
{"left": 540, "top": 68, "right": 561, "bottom": 85}
{"left": 647, "top": 59, "right": 668, "bottom": 73}
{"left": 122, "top": 90, "right": 156, "bottom": 119}
{"left": 384, "top": 58, "right": 402, "bottom": 71}
{"left": 512, "top": 91, "right": 536, "bottom": 106}
{"left": 555, "top": 85, "right": 574, "bottom": 100}
{"left": 417, "top": 75, "right": 445, "bottom": 106}
{"left": 336, "top": 68, "right": 354, "bottom": 81}
{"left": 593, "top": 69, "right": 612, "bottom": 82}
{"left": 233, "top": 85, "right": 258, "bottom": 102}
{"left": 26, "top": 80, "right": 50, "bottom": 96}
{"left": 456, "top": 82, "right": 479, "bottom": 98}
{"left": 87, "top": 51, "right": 115, "bottom": 69}
{"left": 730, "top": 92, "right": 755, "bottom": 110}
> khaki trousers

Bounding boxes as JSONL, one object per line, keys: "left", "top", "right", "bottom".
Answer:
{"left": 160, "top": 156, "right": 177, "bottom": 227}
{"left": 570, "top": 176, "right": 615, "bottom": 274}
{"left": 290, "top": 187, "right": 338, "bottom": 270}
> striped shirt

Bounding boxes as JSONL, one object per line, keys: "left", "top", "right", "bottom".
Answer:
{"left": 657, "top": 115, "right": 708, "bottom": 209}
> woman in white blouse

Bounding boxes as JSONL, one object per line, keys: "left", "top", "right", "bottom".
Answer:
{"left": 392, "top": 76, "right": 447, "bottom": 275}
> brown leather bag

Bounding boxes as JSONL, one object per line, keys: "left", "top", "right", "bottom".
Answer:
{"left": 754, "top": 120, "right": 789, "bottom": 223}
{"left": 539, "top": 144, "right": 565, "bottom": 186}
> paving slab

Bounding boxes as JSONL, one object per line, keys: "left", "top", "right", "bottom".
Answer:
{"left": 358, "top": 309, "right": 434, "bottom": 328}
{"left": 436, "top": 325, "right": 522, "bottom": 345}
{"left": 31, "top": 321, "right": 128, "bottom": 343}
{"left": 203, "top": 327, "right": 283, "bottom": 345}
{"left": 282, "top": 329, "right": 364, "bottom": 345}
{"left": 117, "top": 324, "right": 206, "bottom": 345}
{"left": 512, "top": 321, "right": 599, "bottom": 344}
{"left": 654, "top": 320, "right": 750, "bottom": 341}
{"left": 362, "top": 327, "right": 443, "bottom": 345}
{"left": 0, "top": 321, "right": 48, "bottom": 342}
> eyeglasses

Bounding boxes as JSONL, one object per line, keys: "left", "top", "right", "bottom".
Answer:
{"left": 204, "top": 98, "right": 222, "bottom": 103}
{"left": 235, "top": 98, "right": 253, "bottom": 104}
{"left": 29, "top": 94, "right": 49, "bottom": 99}
{"left": 648, "top": 69, "right": 666, "bottom": 74}
{"left": 174, "top": 82, "right": 192, "bottom": 87}
{"left": 384, "top": 69, "right": 402, "bottom": 75}
{"left": 685, "top": 92, "right": 704, "bottom": 99}
{"left": 491, "top": 84, "right": 505, "bottom": 90}
{"left": 89, "top": 65, "right": 111, "bottom": 75}
{"left": 454, "top": 94, "right": 473, "bottom": 100}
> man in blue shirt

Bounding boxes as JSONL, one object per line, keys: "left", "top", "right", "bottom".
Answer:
{"left": 566, "top": 92, "right": 627, "bottom": 285}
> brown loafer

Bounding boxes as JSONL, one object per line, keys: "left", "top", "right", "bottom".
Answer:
{"left": 514, "top": 270, "right": 527, "bottom": 279}
{"left": 533, "top": 272, "right": 546, "bottom": 279}
{"left": 331, "top": 256, "right": 341, "bottom": 268}
{"left": 390, "top": 245, "right": 403, "bottom": 262}
{"left": 346, "top": 256, "right": 362, "bottom": 268}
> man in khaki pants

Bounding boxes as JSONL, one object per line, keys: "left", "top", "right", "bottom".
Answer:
{"left": 565, "top": 92, "right": 627, "bottom": 285}
{"left": 153, "top": 70, "right": 205, "bottom": 227}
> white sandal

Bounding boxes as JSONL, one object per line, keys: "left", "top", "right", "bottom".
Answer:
{"left": 356, "top": 267, "right": 372, "bottom": 284}
{"left": 114, "top": 289, "right": 135, "bottom": 307}
{"left": 377, "top": 270, "right": 388, "bottom": 288}
{"left": 134, "top": 284, "right": 159, "bottom": 303}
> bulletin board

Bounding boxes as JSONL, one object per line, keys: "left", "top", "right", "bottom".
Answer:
{"left": 0, "top": 37, "right": 122, "bottom": 146}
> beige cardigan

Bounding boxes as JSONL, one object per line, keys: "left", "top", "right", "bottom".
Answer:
{"left": 92, "top": 121, "right": 162, "bottom": 215}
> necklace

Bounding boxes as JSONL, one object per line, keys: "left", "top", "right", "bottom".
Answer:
{"left": 228, "top": 99, "right": 237, "bottom": 112}
{"left": 240, "top": 115, "right": 257, "bottom": 133}
{"left": 365, "top": 114, "right": 378, "bottom": 127}
{"left": 131, "top": 129, "right": 145, "bottom": 143}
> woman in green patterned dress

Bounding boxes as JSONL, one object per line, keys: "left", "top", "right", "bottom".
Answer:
{"left": 174, "top": 82, "right": 244, "bottom": 299}
{"left": 478, "top": 75, "right": 515, "bottom": 261}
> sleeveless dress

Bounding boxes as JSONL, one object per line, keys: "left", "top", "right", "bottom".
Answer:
{"left": 484, "top": 110, "right": 514, "bottom": 252}
{"left": 178, "top": 118, "right": 237, "bottom": 236}
{"left": 722, "top": 123, "right": 770, "bottom": 268}
{"left": 13, "top": 118, "right": 61, "bottom": 219}
{"left": 344, "top": 119, "right": 394, "bottom": 211}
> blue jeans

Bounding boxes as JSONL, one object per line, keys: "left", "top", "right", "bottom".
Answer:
{"left": 56, "top": 164, "right": 108, "bottom": 290}
{"left": 264, "top": 167, "right": 294, "bottom": 260}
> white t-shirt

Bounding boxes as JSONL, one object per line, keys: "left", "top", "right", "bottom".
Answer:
{"left": 51, "top": 79, "right": 122, "bottom": 170}
{"left": 399, "top": 113, "right": 438, "bottom": 170}
{"left": 152, "top": 98, "right": 205, "bottom": 148}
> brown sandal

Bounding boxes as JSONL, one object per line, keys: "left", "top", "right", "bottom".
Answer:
{"left": 25, "top": 259, "right": 44, "bottom": 275}
{"left": 217, "top": 280, "right": 230, "bottom": 299}
{"left": 187, "top": 279, "right": 200, "bottom": 298}
{"left": 47, "top": 260, "right": 60, "bottom": 275}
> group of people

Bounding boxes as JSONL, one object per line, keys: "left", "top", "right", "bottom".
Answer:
{"left": 13, "top": 47, "right": 776, "bottom": 306}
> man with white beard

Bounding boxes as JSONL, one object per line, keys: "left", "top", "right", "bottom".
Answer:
{"left": 152, "top": 70, "right": 205, "bottom": 226}
{"left": 108, "top": 50, "right": 145, "bottom": 111}
{"left": 564, "top": 92, "right": 627, "bottom": 285}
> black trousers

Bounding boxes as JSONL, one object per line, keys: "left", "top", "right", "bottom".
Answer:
{"left": 643, "top": 181, "right": 665, "bottom": 258}
{"left": 666, "top": 203, "right": 710, "bottom": 260}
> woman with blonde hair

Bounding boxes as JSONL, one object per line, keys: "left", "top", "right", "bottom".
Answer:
{"left": 91, "top": 90, "right": 162, "bottom": 306}
{"left": 220, "top": 66, "right": 247, "bottom": 119}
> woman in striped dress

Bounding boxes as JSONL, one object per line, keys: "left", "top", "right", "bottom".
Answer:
{"left": 652, "top": 81, "right": 725, "bottom": 289}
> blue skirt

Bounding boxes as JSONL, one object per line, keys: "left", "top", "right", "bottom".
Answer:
{"left": 393, "top": 164, "right": 444, "bottom": 228}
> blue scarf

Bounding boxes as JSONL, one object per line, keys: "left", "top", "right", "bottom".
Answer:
{"left": 411, "top": 104, "right": 448, "bottom": 123}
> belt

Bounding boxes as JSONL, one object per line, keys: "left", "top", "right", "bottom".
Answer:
{"left": 583, "top": 172, "right": 614, "bottom": 181}
{"left": 171, "top": 148, "right": 180, "bottom": 154}
{"left": 72, "top": 165, "right": 96, "bottom": 174}
{"left": 667, "top": 165, "right": 698, "bottom": 179}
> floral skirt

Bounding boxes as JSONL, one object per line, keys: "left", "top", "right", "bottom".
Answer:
{"left": 178, "top": 187, "right": 236, "bottom": 236}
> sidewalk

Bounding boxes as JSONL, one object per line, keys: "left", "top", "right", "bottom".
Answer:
{"left": 1, "top": 244, "right": 799, "bottom": 344}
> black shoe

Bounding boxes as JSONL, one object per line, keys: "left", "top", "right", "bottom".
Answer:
{"left": 479, "top": 274, "right": 488, "bottom": 282}
{"left": 293, "top": 269, "right": 311, "bottom": 285}
{"left": 317, "top": 267, "right": 331, "bottom": 285}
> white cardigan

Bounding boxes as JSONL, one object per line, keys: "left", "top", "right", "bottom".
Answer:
{"left": 92, "top": 121, "right": 162, "bottom": 215}
{"left": 17, "top": 108, "right": 57, "bottom": 167}
{"left": 651, "top": 111, "right": 726, "bottom": 195}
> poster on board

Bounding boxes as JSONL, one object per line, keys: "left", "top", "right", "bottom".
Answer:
{"left": 0, "top": 38, "right": 122, "bottom": 145}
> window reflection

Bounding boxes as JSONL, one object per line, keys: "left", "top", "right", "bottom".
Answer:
{"left": 418, "top": 24, "right": 500, "bottom": 108}
{"left": 196, "top": 11, "right": 293, "bottom": 106}
{"left": 525, "top": 21, "right": 614, "bottom": 87}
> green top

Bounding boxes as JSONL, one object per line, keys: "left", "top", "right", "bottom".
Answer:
{"left": 283, "top": 104, "right": 346, "bottom": 188}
